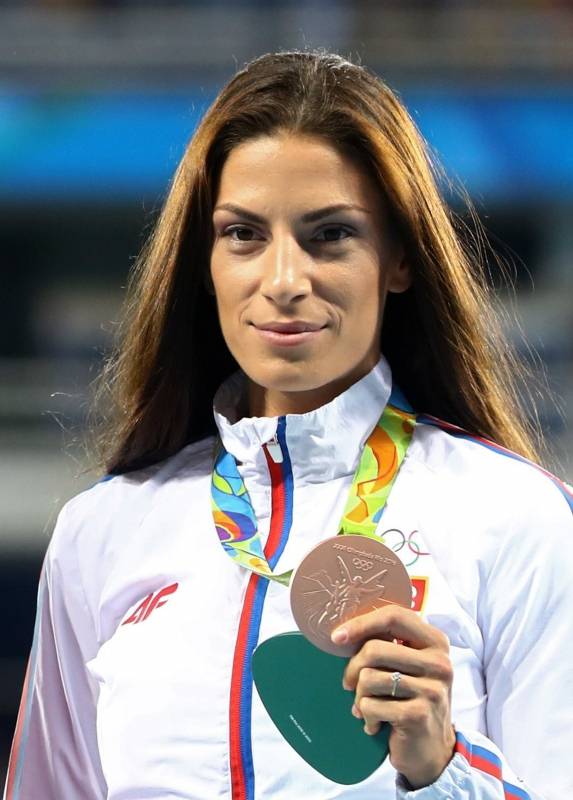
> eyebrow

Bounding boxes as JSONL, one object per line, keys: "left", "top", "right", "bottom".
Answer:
{"left": 213, "top": 203, "right": 371, "bottom": 223}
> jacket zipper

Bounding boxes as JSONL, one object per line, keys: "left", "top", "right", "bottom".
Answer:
{"left": 264, "top": 432, "right": 283, "bottom": 464}
{"left": 228, "top": 417, "right": 293, "bottom": 800}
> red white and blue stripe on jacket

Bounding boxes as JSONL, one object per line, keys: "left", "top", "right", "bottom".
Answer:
{"left": 228, "top": 416, "right": 294, "bottom": 800}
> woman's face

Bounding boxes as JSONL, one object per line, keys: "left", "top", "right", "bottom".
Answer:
{"left": 210, "top": 133, "right": 410, "bottom": 415}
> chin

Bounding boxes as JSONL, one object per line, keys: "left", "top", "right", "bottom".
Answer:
{"left": 244, "top": 357, "right": 327, "bottom": 393}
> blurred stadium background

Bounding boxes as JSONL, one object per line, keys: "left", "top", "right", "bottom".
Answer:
{"left": 1, "top": 0, "right": 572, "bottom": 783}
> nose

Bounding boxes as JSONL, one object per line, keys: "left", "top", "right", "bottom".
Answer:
{"left": 259, "top": 231, "right": 311, "bottom": 306}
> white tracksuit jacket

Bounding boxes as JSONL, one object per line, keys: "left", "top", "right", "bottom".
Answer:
{"left": 4, "top": 356, "right": 573, "bottom": 799}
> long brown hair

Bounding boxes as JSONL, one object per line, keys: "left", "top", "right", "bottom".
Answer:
{"left": 95, "top": 50, "right": 542, "bottom": 475}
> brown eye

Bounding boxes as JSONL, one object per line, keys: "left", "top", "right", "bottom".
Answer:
{"left": 227, "top": 226, "right": 259, "bottom": 242}
{"left": 314, "top": 226, "right": 352, "bottom": 243}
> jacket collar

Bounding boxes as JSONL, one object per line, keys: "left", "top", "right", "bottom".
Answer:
{"left": 213, "top": 355, "right": 393, "bottom": 486}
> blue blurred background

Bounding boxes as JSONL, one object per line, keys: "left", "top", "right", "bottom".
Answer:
{"left": 1, "top": 0, "right": 572, "bottom": 782}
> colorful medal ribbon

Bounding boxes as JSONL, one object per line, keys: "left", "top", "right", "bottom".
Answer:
{"left": 211, "top": 398, "right": 416, "bottom": 586}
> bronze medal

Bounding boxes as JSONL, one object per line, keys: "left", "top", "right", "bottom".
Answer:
{"left": 290, "top": 534, "right": 412, "bottom": 657}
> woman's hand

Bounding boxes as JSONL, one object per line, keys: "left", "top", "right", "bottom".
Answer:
{"left": 331, "top": 605, "right": 456, "bottom": 789}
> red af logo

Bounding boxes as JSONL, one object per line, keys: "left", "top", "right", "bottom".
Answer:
{"left": 121, "top": 582, "right": 179, "bottom": 626}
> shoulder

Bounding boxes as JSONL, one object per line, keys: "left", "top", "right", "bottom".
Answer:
{"left": 47, "top": 436, "right": 216, "bottom": 576}
{"left": 406, "top": 418, "right": 572, "bottom": 590}
{"left": 42, "top": 436, "right": 216, "bottom": 644}
{"left": 410, "top": 416, "right": 572, "bottom": 524}
{"left": 406, "top": 419, "right": 573, "bottom": 635}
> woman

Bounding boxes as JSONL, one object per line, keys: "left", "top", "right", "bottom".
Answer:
{"left": 5, "top": 51, "right": 572, "bottom": 800}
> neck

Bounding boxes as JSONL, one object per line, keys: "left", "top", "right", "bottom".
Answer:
{"left": 246, "top": 356, "right": 381, "bottom": 418}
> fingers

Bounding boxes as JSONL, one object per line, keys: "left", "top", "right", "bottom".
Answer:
{"left": 332, "top": 606, "right": 454, "bottom": 748}
{"left": 353, "top": 670, "right": 451, "bottom": 737}
{"left": 358, "top": 695, "right": 430, "bottom": 736}
{"left": 354, "top": 669, "right": 447, "bottom": 711}
{"left": 332, "top": 604, "right": 449, "bottom": 652}
{"left": 342, "top": 637, "right": 453, "bottom": 691}
{"left": 350, "top": 668, "right": 413, "bottom": 732}
{"left": 354, "top": 667, "right": 415, "bottom": 701}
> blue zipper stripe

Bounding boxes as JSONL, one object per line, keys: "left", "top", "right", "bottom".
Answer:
{"left": 239, "top": 577, "right": 269, "bottom": 799}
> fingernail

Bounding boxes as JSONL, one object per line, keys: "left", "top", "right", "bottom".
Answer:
{"left": 331, "top": 627, "right": 348, "bottom": 644}
{"left": 351, "top": 703, "right": 362, "bottom": 718}
{"left": 364, "top": 725, "right": 374, "bottom": 736}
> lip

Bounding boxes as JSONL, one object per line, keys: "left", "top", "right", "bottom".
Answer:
{"left": 256, "top": 321, "right": 325, "bottom": 333}
{"left": 253, "top": 321, "right": 326, "bottom": 347}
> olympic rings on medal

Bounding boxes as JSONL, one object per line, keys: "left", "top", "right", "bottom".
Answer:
{"left": 351, "top": 557, "right": 373, "bottom": 571}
